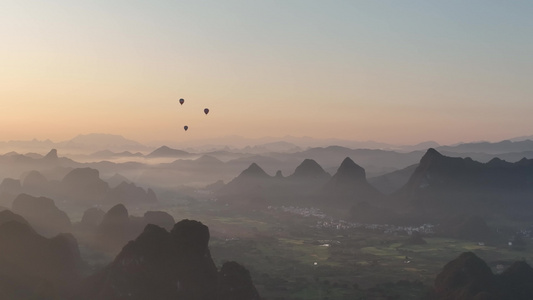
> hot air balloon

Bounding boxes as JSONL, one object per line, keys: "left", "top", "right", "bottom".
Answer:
{"left": 184, "top": 125, "right": 188, "bottom": 131}
{"left": 204, "top": 108, "right": 209, "bottom": 115}
{"left": 179, "top": 98, "right": 184, "bottom": 105}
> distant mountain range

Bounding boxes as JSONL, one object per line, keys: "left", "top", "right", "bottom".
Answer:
{"left": 217, "top": 156, "right": 382, "bottom": 212}
{"left": 3, "top": 133, "right": 533, "bottom": 160}
{"left": 0, "top": 133, "right": 152, "bottom": 154}
{"left": 215, "top": 147, "right": 533, "bottom": 223}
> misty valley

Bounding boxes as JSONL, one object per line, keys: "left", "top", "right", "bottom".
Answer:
{"left": 2, "top": 134, "right": 533, "bottom": 300}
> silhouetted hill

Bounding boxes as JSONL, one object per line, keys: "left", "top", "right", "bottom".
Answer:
{"left": 43, "top": 148, "right": 58, "bottom": 161}
{"left": 11, "top": 194, "right": 71, "bottom": 237}
{"left": 218, "top": 261, "right": 261, "bottom": 300}
{"left": 76, "top": 219, "right": 259, "bottom": 300}
{"left": 219, "top": 158, "right": 385, "bottom": 209}
{"left": 395, "top": 148, "right": 533, "bottom": 220}
{"left": 58, "top": 168, "right": 157, "bottom": 205}
{"left": 86, "top": 204, "right": 171, "bottom": 255}
{"left": 218, "top": 163, "right": 272, "bottom": 205}
{"left": 147, "top": 146, "right": 190, "bottom": 158}
{"left": 94, "top": 204, "right": 134, "bottom": 254}
{"left": 289, "top": 158, "right": 330, "bottom": 180}
{"left": 106, "top": 181, "right": 158, "bottom": 204}
{"left": 226, "top": 155, "right": 286, "bottom": 174}
{"left": 80, "top": 207, "right": 105, "bottom": 229}
{"left": 0, "top": 220, "right": 83, "bottom": 299}
{"left": 62, "top": 168, "right": 109, "bottom": 204}
{"left": 293, "top": 146, "right": 423, "bottom": 176}
{"left": 498, "top": 261, "right": 533, "bottom": 299}
{"left": 433, "top": 252, "right": 495, "bottom": 299}
{"left": 430, "top": 252, "right": 533, "bottom": 300}
{"left": 0, "top": 210, "right": 31, "bottom": 228}
{"left": 241, "top": 162, "right": 271, "bottom": 178}
{"left": 321, "top": 157, "right": 382, "bottom": 206}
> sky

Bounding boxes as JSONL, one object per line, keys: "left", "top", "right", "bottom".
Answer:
{"left": 1, "top": 0, "right": 532, "bottom": 146}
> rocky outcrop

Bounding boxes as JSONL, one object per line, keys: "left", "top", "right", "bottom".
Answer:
{"left": 62, "top": 168, "right": 109, "bottom": 204}
{"left": 76, "top": 219, "right": 259, "bottom": 300}
{"left": 434, "top": 252, "right": 495, "bottom": 299}
{"left": 95, "top": 204, "right": 132, "bottom": 253}
{"left": 43, "top": 148, "right": 58, "bottom": 161}
{"left": 143, "top": 211, "right": 175, "bottom": 231}
{"left": 218, "top": 163, "right": 272, "bottom": 204}
{"left": 80, "top": 207, "right": 105, "bottom": 229}
{"left": 432, "top": 252, "right": 533, "bottom": 300}
{"left": 0, "top": 220, "right": 83, "bottom": 299}
{"left": 498, "top": 261, "right": 533, "bottom": 299}
{"left": 21, "top": 170, "right": 49, "bottom": 197}
{"left": 106, "top": 181, "right": 158, "bottom": 204}
{"left": 11, "top": 193, "right": 71, "bottom": 237}
{"left": 218, "top": 261, "right": 261, "bottom": 300}
{"left": 321, "top": 157, "right": 382, "bottom": 205}
{"left": 289, "top": 159, "right": 330, "bottom": 180}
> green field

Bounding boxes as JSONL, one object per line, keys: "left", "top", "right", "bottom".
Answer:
{"left": 162, "top": 202, "right": 533, "bottom": 300}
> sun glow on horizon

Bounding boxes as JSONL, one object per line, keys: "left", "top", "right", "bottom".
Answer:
{"left": 1, "top": 1, "right": 533, "bottom": 146}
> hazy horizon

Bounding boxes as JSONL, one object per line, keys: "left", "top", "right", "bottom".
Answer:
{"left": 1, "top": 131, "right": 532, "bottom": 151}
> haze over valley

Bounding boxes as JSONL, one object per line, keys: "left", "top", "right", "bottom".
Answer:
{"left": 2, "top": 133, "right": 533, "bottom": 299}
{"left": 3, "top": 1, "right": 533, "bottom": 299}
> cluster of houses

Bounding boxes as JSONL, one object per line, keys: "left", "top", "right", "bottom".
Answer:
{"left": 268, "top": 205, "right": 435, "bottom": 235}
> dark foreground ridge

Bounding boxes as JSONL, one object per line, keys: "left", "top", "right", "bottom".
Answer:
{"left": 76, "top": 219, "right": 260, "bottom": 300}
{"left": 0, "top": 210, "right": 260, "bottom": 300}
{"left": 429, "top": 252, "right": 533, "bottom": 300}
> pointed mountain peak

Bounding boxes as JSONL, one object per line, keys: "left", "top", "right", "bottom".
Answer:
{"left": 419, "top": 148, "right": 445, "bottom": 165}
{"left": 321, "top": 157, "right": 381, "bottom": 201}
{"left": 43, "top": 149, "right": 58, "bottom": 160}
{"left": 240, "top": 163, "right": 270, "bottom": 178}
{"left": 335, "top": 157, "right": 366, "bottom": 180}
{"left": 291, "top": 159, "right": 329, "bottom": 179}
{"left": 100, "top": 204, "right": 129, "bottom": 227}
{"left": 425, "top": 147, "right": 443, "bottom": 157}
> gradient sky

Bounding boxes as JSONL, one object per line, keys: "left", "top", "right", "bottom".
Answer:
{"left": 1, "top": 1, "right": 532, "bottom": 145}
